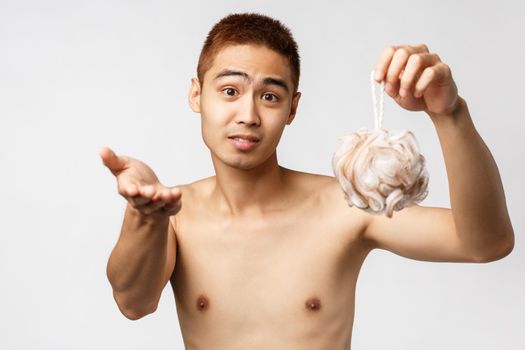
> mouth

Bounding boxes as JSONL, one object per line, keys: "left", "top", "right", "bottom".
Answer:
{"left": 228, "top": 134, "right": 261, "bottom": 151}
{"left": 227, "top": 134, "right": 260, "bottom": 143}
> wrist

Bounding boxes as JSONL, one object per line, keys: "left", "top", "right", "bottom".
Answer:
{"left": 428, "top": 96, "right": 470, "bottom": 127}
{"left": 127, "top": 203, "right": 169, "bottom": 226}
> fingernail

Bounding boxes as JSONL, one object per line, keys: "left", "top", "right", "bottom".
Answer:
{"left": 385, "top": 82, "right": 393, "bottom": 93}
{"left": 399, "top": 88, "right": 407, "bottom": 97}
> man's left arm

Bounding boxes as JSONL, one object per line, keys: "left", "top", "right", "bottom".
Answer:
{"left": 428, "top": 95, "right": 514, "bottom": 261}
{"left": 362, "top": 44, "right": 514, "bottom": 263}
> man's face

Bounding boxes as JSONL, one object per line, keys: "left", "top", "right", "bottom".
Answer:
{"left": 189, "top": 44, "right": 301, "bottom": 170}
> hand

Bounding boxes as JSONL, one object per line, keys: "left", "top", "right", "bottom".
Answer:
{"left": 373, "top": 43, "right": 461, "bottom": 117}
{"left": 99, "top": 146, "right": 182, "bottom": 218}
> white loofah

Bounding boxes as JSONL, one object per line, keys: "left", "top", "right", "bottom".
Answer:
{"left": 332, "top": 71, "right": 429, "bottom": 218}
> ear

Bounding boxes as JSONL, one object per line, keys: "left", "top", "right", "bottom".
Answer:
{"left": 188, "top": 77, "right": 202, "bottom": 113}
{"left": 286, "top": 91, "right": 302, "bottom": 125}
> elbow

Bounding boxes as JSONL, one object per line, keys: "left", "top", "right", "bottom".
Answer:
{"left": 474, "top": 234, "right": 515, "bottom": 263}
{"left": 120, "top": 303, "right": 158, "bottom": 321}
{"left": 113, "top": 291, "right": 158, "bottom": 320}
{"left": 122, "top": 306, "right": 157, "bottom": 321}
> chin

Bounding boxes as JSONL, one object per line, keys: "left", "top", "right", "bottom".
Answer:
{"left": 224, "top": 156, "right": 262, "bottom": 170}
{"left": 212, "top": 151, "right": 270, "bottom": 171}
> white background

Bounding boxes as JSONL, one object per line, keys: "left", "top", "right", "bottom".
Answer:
{"left": 1, "top": 0, "right": 524, "bottom": 349}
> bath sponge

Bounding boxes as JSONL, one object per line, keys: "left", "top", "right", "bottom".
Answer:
{"left": 332, "top": 71, "right": 429, "bottom": 218}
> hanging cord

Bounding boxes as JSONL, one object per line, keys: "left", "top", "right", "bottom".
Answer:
{"left": 370, "top": 70, "right": 385, "bottom": 130}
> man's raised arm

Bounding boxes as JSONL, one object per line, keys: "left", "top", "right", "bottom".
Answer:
{"left": 428, "top": 96, "right": 514, "bottom": 260}
{"left": 361, "top": 44, "right": 514, "bottom": 263}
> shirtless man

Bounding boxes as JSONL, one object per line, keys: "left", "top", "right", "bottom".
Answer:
{"left": 100, "top": 13, "right": 515, "bottom": 349}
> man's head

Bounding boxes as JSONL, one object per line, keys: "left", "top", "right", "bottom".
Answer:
{"left": 189, "top": 13, "right": 302, "bottom": 171}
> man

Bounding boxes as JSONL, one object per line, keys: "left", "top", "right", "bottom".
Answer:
{"left": 100, "top": 12, "right": 514, "bottom": 349}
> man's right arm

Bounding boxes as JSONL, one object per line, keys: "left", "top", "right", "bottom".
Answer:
{"left": 99, "top": 146, "right": 181, "bottom": 320}
{"left": 106, "top": 203, "right": 177, "bottom": 320}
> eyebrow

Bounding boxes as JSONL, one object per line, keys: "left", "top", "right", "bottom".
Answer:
{"left": 213, "top": 69, "right": 289, "bottom": 93}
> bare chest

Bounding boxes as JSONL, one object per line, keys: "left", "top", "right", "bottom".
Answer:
{"left": 169, "top": 199, "right": 369, "bottom": 347}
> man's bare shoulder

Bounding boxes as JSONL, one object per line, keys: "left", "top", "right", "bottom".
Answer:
{"left": 168, "top": 176, "right": 214, "bottom": 228}
{"left": 175, "top": 176, "right": 214, "bottom": 198}
{"left": 284, "top": 169, "right": 367, "bottom": 217}
{"left": 284, "top": 169, "right": 344, "bottom": 201}
{"left": 288, "top": 169, "right": 370, "bottom": 246}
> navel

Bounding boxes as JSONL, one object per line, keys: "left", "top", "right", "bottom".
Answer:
{"left": 196, "top": 294, "right": 210, "bottom": 312}
{"left": 304, "top": 297, "right": 321, "bottom": 311}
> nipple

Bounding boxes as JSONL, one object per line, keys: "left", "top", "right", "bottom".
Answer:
{"left": 196, "top": 294, "right": 210, "bottom": 312}
{"left": 331, "top": 70, "right": 429, "bottom": 217}
{"left": 305, "top": 297, "right": 321, "bottom": 311}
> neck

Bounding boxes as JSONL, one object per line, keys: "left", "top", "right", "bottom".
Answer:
{"left": 210, "top": 150, "right": 289, "bottom": 217}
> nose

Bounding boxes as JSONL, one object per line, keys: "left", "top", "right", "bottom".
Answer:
{"left": 235, "top": 95, "right": 261, "bottom": 126}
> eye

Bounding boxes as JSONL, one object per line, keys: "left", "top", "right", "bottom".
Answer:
{"left": 222, "top": 87, "right": 238, "bottom": 97}
{"left": 262, "top": 93, "right": 279, "bottom": 102}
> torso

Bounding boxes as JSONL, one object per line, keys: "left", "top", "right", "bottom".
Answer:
{"left": 169, "top": 169, "right": 373, "bottom": 350}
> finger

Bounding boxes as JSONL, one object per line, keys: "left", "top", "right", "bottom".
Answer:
{"left": 399, "top": 53, "right": 441, "bottom": 97}
{"left": 141, "top": 199, "right": 167, "bottom": 215}
{"left": 164, "top": 196, "right": 181, "bottom": 207}
{"left": 414, "top": 63, "right": 450, "bottom": 98}
{"left": 156, "top": 186, "right": 182, "bottom": 202}
{"left": 117, "top": 179, "right": 139, "bottom": 198}
{"left": 126, "top": 183, "right": 139, "bottom": 197}
{"left": 129, "top": 192, "right": 152, "bottom": 207}
{"left": 99, "top": 147, "right": 128, "bottom": 175}
{"left": 132, "top": 184, "right": 170, "bottom": 208}
{"left": 396, "top": 43, "right": 430, "bottom": 54}
{"left": 386, "top": 44, "right": 432, "bottom": 97}
{"left": 158, "top": 186, "right": 182, "bottom": 205}
{"left": 133, "top": 185, "right": 182, "bottom": 210}
{"left": 137, "top": 183, "right": 168, "bottom": 205}
{"left": 374, "top": 43, "right": 429, "bottom": 83}
{"left": 374, "top": 46, "right": 397, "bottom": 83}
{"left": 385, "top": 47, "right": 413, "bottom": 95}
{"left": 164, "top": 192, "right": 182, "bottom": 207}
{"left": 128, "top": 185, "right": 155, "bottom": 207}
{"left": 139, "top": 193, "right": 182, "bottom": 216}
{"left": 154, "top": 188, "right": 172, "bottom": 202}
{"left": 162, "top": 198, "right": 182, "bottom": 216}
{"left": 169, "top": 187, "right": 182, "bottom": 200}
{"left": 139, "top": 184, "right": 156, "bottom": 199}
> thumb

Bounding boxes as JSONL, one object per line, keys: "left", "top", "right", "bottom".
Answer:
{"left": 99, "top": 147, "right": 128, "bottom": 174}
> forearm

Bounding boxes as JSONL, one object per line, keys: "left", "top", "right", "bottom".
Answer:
{"left": 106, "top": 203, "right": 169, "bottom": 316}
{"left": 428, "top": 96, "right": 514, "bottom": 260}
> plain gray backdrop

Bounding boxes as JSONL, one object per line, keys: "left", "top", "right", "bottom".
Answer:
{"left": 1, "top": 0, "right": 523, "bottom": 349}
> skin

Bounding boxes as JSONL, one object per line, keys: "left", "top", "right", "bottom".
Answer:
{"left": 101, "top": 43, "right": 514, "bottom": 349}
